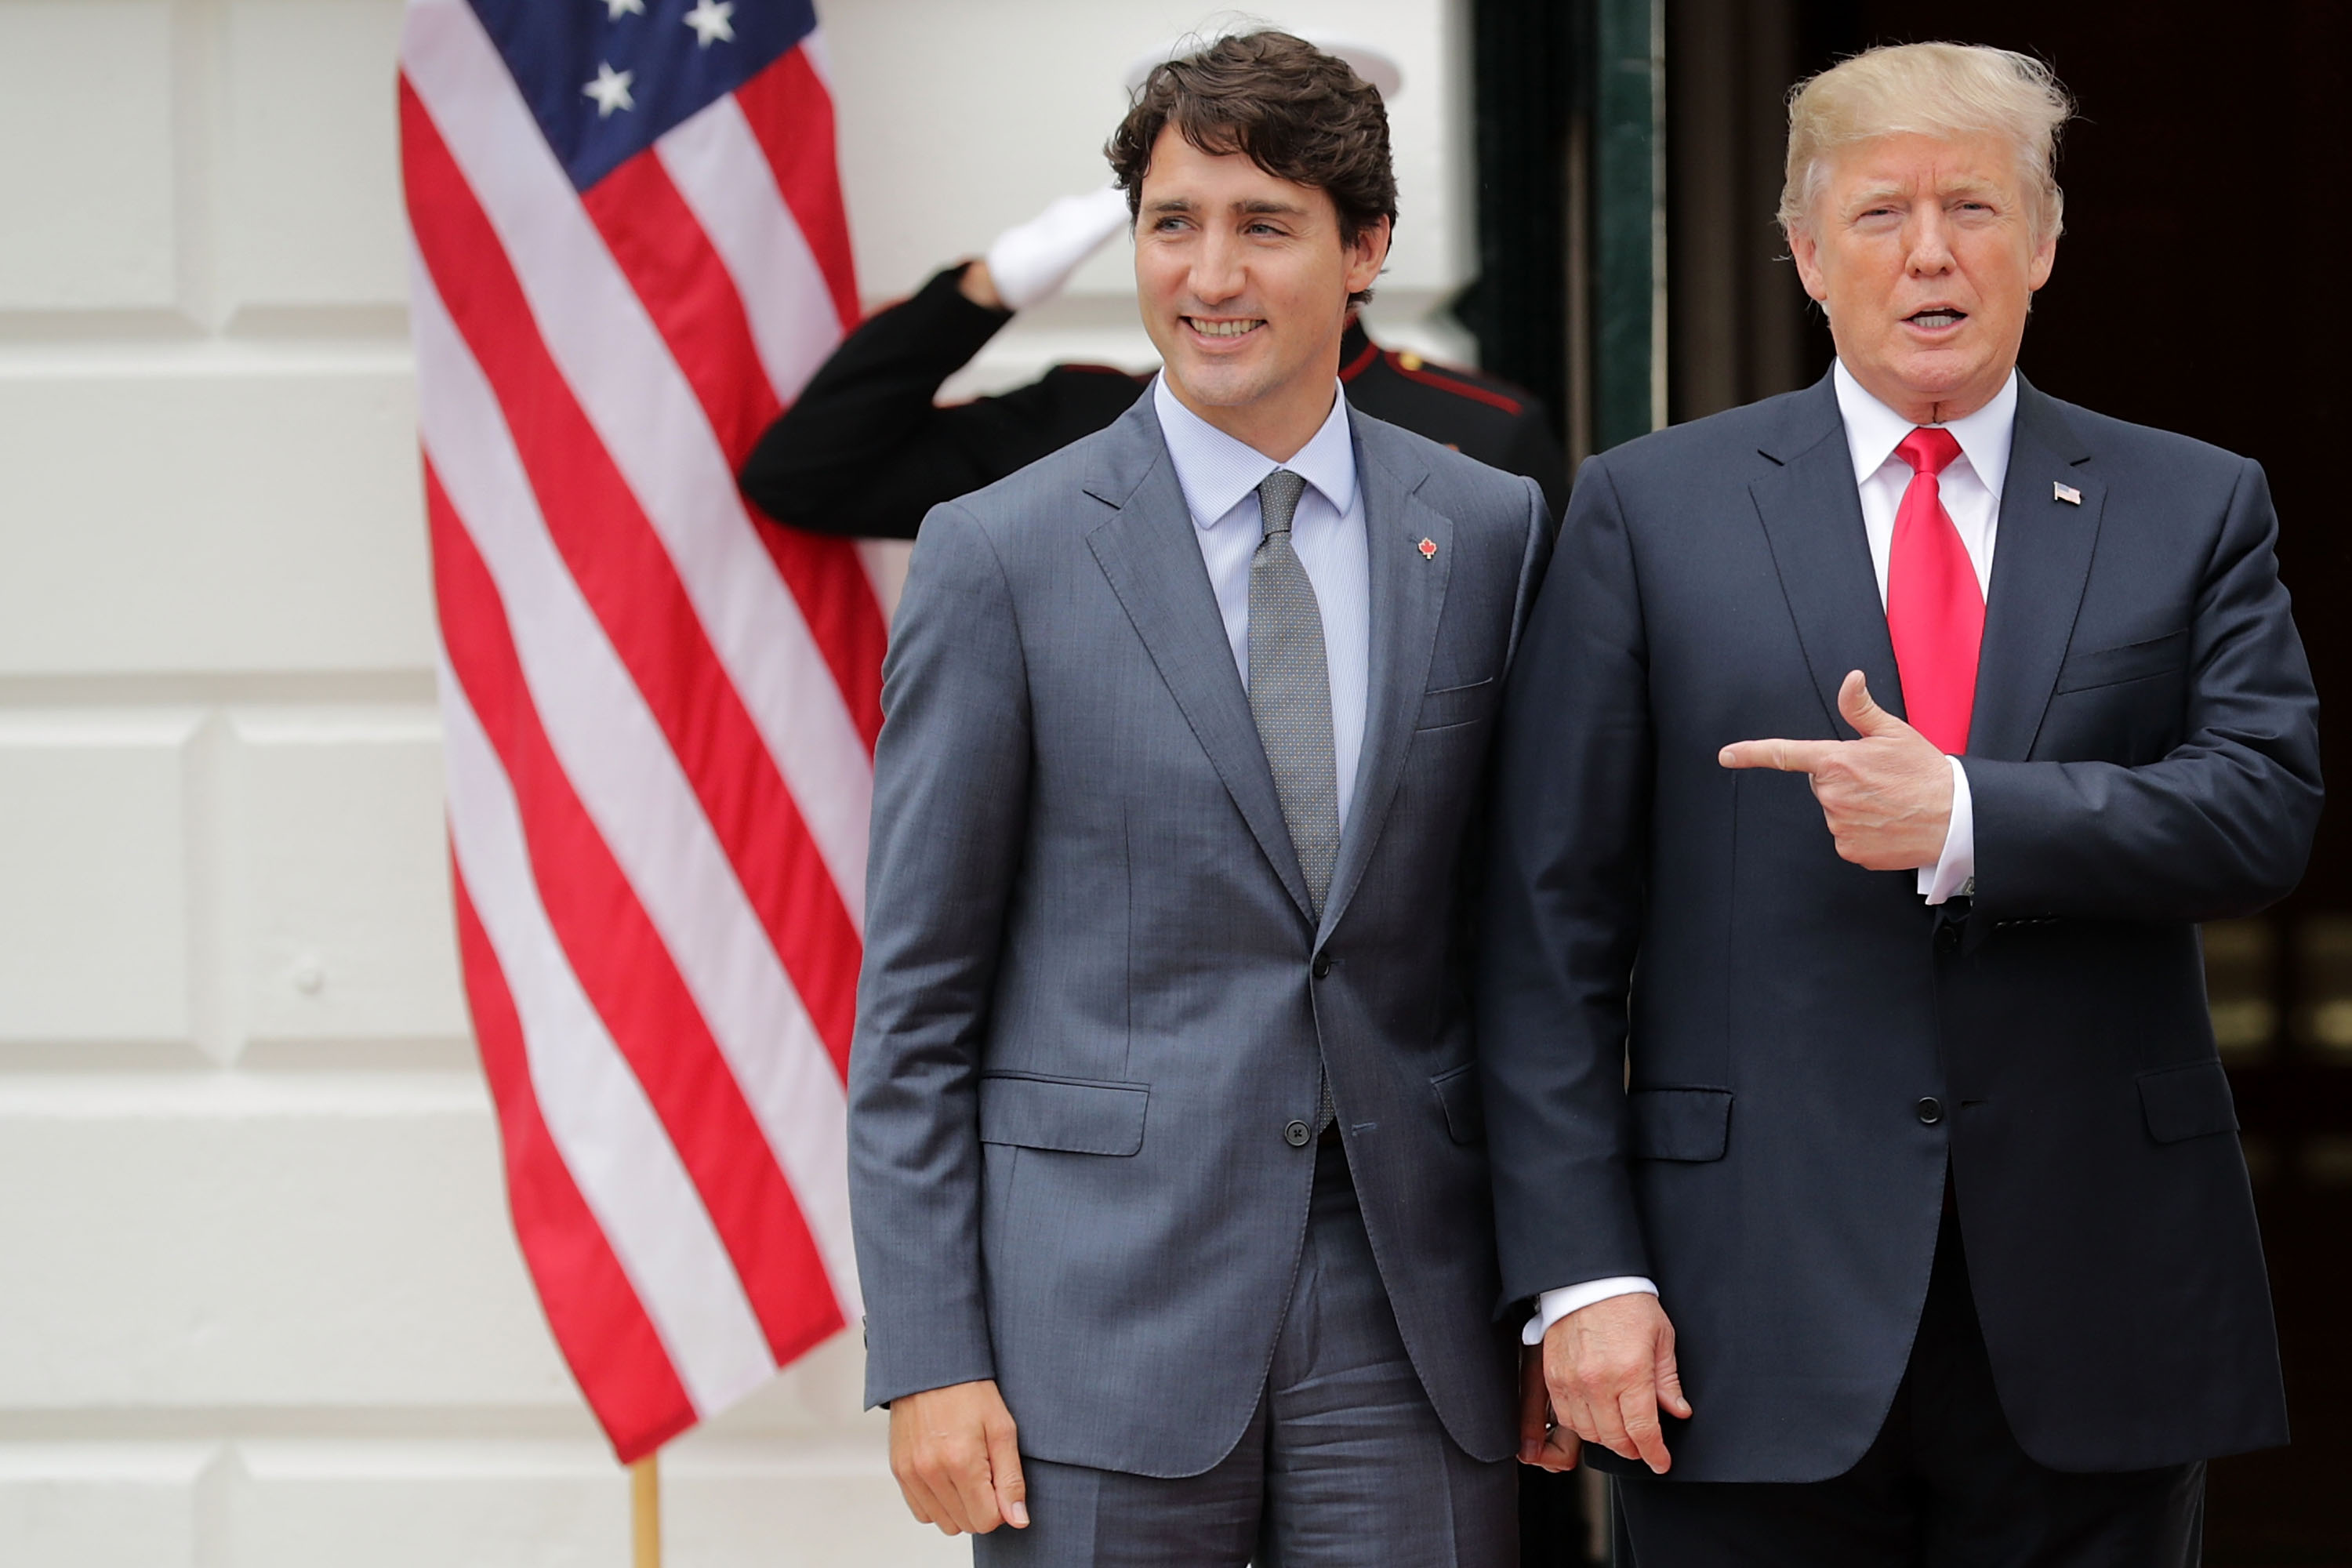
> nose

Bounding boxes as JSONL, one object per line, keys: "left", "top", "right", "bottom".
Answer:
{"left": 1905, "top": 207, "right": 1955, "bottom": 275}
{"left": 1189, "top": 227, "right": 1246, "bottom": 305}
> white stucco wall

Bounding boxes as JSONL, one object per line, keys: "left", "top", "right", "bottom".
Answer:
{"left": 0, "top": 2, "right": 1468, "bottom": 1561}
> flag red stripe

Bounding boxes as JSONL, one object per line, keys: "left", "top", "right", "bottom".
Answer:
{"left": 585, "top": 154, "right": 783, "bottom": 466}
{"left": 583, "top": 158, "right": 887, "bottom": 751}
{"left": 734, "top": 45, "right": 861, "bottom": 331}
{"left": 430, "top": 461, "right": 845, "bottom": 1364}
{"left": 403, "top": 80, "right": 860, "bottom": 1071}
{"left": 452, "top": 866, "right": 697, "bottom": 1463}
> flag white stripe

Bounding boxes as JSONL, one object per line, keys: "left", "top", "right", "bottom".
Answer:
{"left": 659, "top": 76, "right": 906, "bottom": 619}
{"left": 411, "top": 252, "right": 862, "bottom": 1318}
{"left": 403, "top": 0, "right": 872, "bottom": 932}
{"left": 657, "top": 90, "right": 842, "bottom": 408}
{"left": 437, "top": 655, "right": 774, "bottom": 1416}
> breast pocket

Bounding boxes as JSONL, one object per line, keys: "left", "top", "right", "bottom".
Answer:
{"left": 1415, "top": 676, "right": 1499, "bottom": 732}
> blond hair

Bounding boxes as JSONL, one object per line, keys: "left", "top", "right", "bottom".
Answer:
{"left": 1779, "top": 42, "right": 2073, "bottom": 241}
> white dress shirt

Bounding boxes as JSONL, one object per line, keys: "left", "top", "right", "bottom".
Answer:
{"left": 1835, "top": 359, "right": 2016, "bottom": 906}
{"left": 1152, "top": 372, "right": 1372, "bottom": 829}
{"left": 1523, "top": 363, "right": 2020, "bottom": 1347}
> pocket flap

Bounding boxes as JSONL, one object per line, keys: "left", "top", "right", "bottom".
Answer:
{"left": 978, "top": 1074, "right": 1148, "bottom": 1156}
{"left": 1431, "top": 1063, "right": 1485, "bottom": 1145}
{"left": 2054, "top": 629, "right": 2189, "bottom": 694}
{"left": 1629, "top": 1087, "right": 1733, "bottom": 1162}
{"left": 2137, "top": 1060, "right": 2239, "bottom": 1144}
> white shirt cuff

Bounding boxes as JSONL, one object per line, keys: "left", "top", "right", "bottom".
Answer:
{"left": 1917, "top": 754, "right": 1975, "bottom": 906}
{"left": 1520, "top": 1277, "right": 1659, "bottom": 1346}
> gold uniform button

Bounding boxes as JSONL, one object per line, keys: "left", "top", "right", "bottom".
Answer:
{"left": 1399, "top": 352, "right": 1424, "bottom": 370}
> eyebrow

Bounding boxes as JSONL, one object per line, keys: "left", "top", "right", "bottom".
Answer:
{"left": 1846, "top": 178, "right": 2005, "bottom": 210}
{"left": 1143, "top": 196, "right": 1312, "bottom": 218}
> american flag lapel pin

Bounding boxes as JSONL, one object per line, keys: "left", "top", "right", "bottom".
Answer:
{"left": 2053, "top": 481, "right": 2082, "bottom": 506}
{"left": 1417, "top": 537, "right": 1438, "bottom": 560}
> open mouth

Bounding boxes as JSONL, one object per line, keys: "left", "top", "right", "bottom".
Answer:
{"left": 1185, "top": 317, "right": 1264, "bottom": 339}
{"left": 1905, "top": 307, "right": 1967, "bottom": 330}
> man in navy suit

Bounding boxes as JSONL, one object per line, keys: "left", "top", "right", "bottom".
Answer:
{"left": 1479, "top": 42, "right": 2321, "bottom": 1566}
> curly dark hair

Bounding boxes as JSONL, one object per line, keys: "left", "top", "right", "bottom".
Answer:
{"left": 1105, "top": 31, "right": 1398, "bottom": 308}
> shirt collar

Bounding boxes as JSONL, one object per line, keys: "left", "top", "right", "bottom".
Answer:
{"left": 1152, "top": 372, "right": 1358, "bottom": 532}
{"left": 1831, "top": 359, "right": 2018, "bottom": 502}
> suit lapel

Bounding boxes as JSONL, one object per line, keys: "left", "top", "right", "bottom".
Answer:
{"left": 1749, "top": 376, "right": 1904, "bottom": 734}
{"left": 1967, "top": 376, "right": 2102, "bottom": 761}
{"left": 1319, "top": 420, "right": 1450, "bottom": 938}
{"left": 1082, "top": 398, "right": 1318, "bottom": 925}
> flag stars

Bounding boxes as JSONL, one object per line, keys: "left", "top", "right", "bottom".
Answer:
{"left": 583, "top": 61, "right": 635, "bottom": 117}
{"left": 601, "top": 0, "right": 644, "bottom": 18}
{"left": 683, "top": 0, "right": 735, "bottom": 46}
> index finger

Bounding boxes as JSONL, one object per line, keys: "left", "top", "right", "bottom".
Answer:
{"left": 1618, "top": 1383, "right": 1674, "bottom": 1475}
{"left": 1718, "top": 738, "right": 1838, "bottom": 773}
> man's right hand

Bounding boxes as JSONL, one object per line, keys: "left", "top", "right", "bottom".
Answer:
{"left": 1541, "top": 1293, "right": 1693, "bottom": 1475}
{"left": 887, "top": 1378, "right": 1029, "bottom": 1535}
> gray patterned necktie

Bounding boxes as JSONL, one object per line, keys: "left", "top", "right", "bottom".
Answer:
{"left": 1247, "top": 468, "right": 1341, "bottom": 919}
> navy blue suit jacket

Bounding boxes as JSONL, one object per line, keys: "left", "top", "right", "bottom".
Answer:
{"left": 1478, "top": 370, "right": 2321, "bottom": 1481}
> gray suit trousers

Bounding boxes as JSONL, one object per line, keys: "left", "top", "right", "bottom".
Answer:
{"left": 972, "top": 1142, "right": 1515, "bottom": 1568}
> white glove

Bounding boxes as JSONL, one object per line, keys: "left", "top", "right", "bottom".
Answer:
{"left": 983, "top": 184, "right": 1131, "bottom": 311}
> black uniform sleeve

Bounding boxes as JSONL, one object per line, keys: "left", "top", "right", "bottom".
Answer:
{"left": 1504, "top": 404, "right": 1570, "bottom": 524}
{"left": 737, "top": 264, "right": 1011, "bottom": 540}
{"left": 736, "top": 263, "right": 1149, "bottom": 541}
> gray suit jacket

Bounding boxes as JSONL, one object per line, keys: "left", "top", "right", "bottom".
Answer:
{"left": 848, "top": 390, "right": 1551, "bottom": 1478}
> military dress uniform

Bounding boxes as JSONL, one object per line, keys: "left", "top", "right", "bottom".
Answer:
{"left": 737, "top": 263, "right": 1568, "bottom": 538}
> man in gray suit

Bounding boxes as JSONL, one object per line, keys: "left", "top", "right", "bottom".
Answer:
{"left": 848, "top": 32, "right": 1551, "bottom": 1566}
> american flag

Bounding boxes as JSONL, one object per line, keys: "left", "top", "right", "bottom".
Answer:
{"left": 398, "top": 0, "right": 877, "bottom": 1461}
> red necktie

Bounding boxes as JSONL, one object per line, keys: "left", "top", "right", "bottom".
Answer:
{"left": 1886, "top": 427, "right": 1981, "bottom": 755}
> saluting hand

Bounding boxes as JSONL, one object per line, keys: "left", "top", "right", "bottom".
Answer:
{"left": 1719, "top": 670, "right": 1954, "bottom": 871}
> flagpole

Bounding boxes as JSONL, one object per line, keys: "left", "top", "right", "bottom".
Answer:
{"left": 631, "top": 1451, "right": 662, "bottom": 1568}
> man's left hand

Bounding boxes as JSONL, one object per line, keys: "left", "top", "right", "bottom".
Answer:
{"left": 1718, "top": 670, "right": 1952, "bottom": 869}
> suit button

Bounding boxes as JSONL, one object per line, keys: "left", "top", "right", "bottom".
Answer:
{"left": 1916, "top": 1097, "right": 1944, "bottom": 1126}
{"left": 1934, "top": 924, "right": 1961, "bottom": 953}
{"left": 1284, "top": 1120, "right": 1312, "bottom": 1147}
{"left": 1312, "top": 954, "right": 1332, "bottom": 979}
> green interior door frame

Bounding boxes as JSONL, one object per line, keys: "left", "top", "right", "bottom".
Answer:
{"left": 1592, "top": 0, "right": 1666, "bottom": 452}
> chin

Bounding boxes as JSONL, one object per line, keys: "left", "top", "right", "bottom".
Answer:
{"left": 1174, "top": 361, "right": 1271, "bottom": 408}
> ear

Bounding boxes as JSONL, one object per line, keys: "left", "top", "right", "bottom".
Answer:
{"left": 2027, "top": 227, "right": 2057, "bottom": 293}
{"left": 1788, "top": 223, "right": 1830, "bottom": 304}
{"left": 1343, "top": 216, "right": 1392, "bottom": 297}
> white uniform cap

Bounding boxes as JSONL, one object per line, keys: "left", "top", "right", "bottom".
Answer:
{"left": 1121, "top": 31, "right": 1404, "bottom": 102}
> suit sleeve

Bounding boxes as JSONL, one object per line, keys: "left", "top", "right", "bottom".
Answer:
{"left": 1476, "top": 456, "right": 1654, "bottom": 1310}
{"left": 847, "top": 501, "right": 1032, "bottom": 1407}
{"left": 1967, "top": 459, "right": 2323, "bottom": 922}
{"left": 1506, "top": 474, "right": 1555, "bottom": 656}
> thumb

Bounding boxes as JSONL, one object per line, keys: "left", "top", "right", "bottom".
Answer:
{"left": 1838, "top": 670, "right": 1911, "bottom": 739}
{"left": 986, "top": 1417, "right": 1029, "bottom": 1529}
{"left": 1655, "top": 1335, "right": 1693, "bottom": 1421}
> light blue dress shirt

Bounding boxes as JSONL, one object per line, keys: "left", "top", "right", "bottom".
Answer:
{"left": 1152, "top": 373, "right": 1372, "bottom": 831}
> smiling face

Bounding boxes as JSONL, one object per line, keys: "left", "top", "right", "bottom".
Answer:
{"left": 1134, "top": 126, "right": 1388, "bottom": 459}
{"left": 1789, "top": 131, "right": 2057, "bottom": 425}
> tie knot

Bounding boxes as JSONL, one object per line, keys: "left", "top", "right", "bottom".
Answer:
{"left": 1258, "top": 469, "right": 1307, "bottom": 539}
{"left": 1897, "top": 426, "right": 1962, "bottom": 477}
